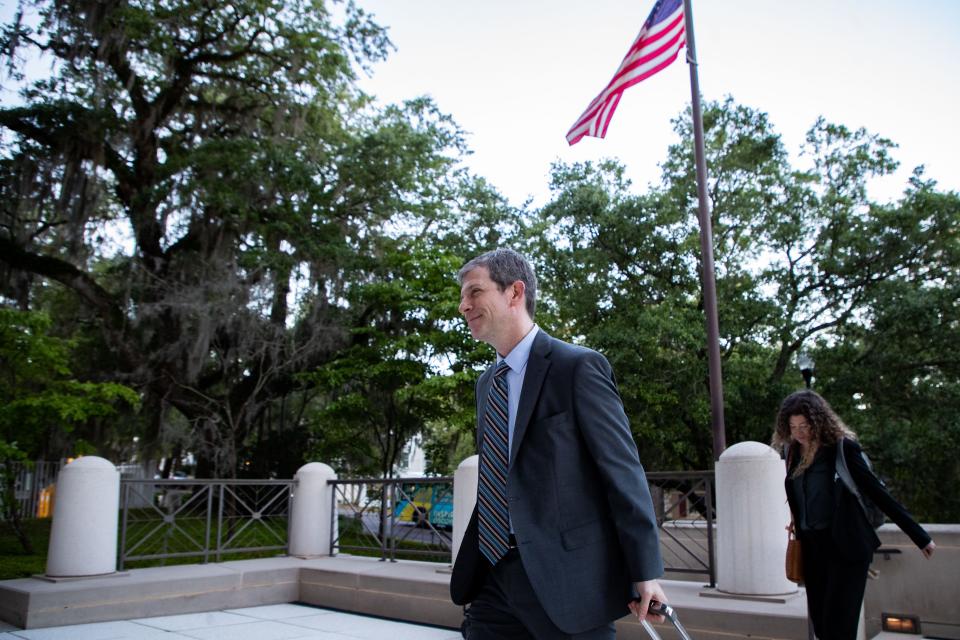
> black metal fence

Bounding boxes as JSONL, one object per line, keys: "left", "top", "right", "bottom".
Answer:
{"left": 25, "top": 464, "right": 712, "bottom": 581}
{"left": 330, "top": 476, "right": 454, "bottom": 563}
{"left": 0, "top": 461, "right": 62, "bottom": 520}
{"left": 647, "top": 470, "right": 716, "bottom": 587}
{"left": 118, "top": 479, "right": 295, "bottom": 570}
{"left": 328, "top": 471, "right": 716, "bottom": 586}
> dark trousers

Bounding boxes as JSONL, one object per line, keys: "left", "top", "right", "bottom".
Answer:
{"left": 465, "top": 548, "right": 616, "bottom": 640}
{"left": 800, "top": 528, "right": 870, "bottom": 640}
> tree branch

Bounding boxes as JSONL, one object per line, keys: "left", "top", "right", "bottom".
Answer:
{"left": 0, "top": 237, "right": 132, "bottom": 352}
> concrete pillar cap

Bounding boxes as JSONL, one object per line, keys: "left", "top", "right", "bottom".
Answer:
{"left": 295, "top": 462, "right": 335, "bottom": 477}
{"left": 456, "top": 455, "right": 478, "bottom": 471}
{"left": 63, "top": 456, "right": 116, "bottom": 471}
{"left": 719, "top": 441, "right": 780, "bottom": 461}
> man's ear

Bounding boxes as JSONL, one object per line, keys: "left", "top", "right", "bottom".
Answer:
{"left": 510, "top": 281, "right": 526, "bottom": 308}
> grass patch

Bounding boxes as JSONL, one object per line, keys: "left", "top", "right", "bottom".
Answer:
{"left": 336, "top": 515, "right": 451, "bottom": 563}
{"left": 120, "top": 506, "right": 290, "bottom": 569}
{"left": 0, "top": 518, "right": 51, "bottom": 580}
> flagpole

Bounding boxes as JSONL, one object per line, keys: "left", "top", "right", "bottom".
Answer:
{"left": 682, "top": 0, "right": 726, "bottom": 461}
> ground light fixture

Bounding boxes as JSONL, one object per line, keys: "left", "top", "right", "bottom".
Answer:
{"left": 881, "top": 613, "right": 920, "bottom": 634}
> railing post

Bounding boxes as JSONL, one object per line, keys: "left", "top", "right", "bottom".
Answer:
{"left": 286, "top": 480, "right": 295, "bottom": 556}
{"left": 329, "top": 480, "right": 338, "bottom": 556}
{"left": 118, "top": 480, "right": 129, "bottom": 571}
{"left": 216, "top": 483, "right": 224, "bottom": 563}
{"left": 389, "top": 480, "right": 398, "bottom": 563}
{"left": 204, "top": 484, "right": 212, "bottom": 564}
{"left": 383, "top": 481, "right": 393, "bottom": 562}
{"left": 704, "top": 474, "right": 716, "bottom": 588}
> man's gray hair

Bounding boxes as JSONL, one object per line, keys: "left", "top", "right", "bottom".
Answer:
{"left": 458, "top": 248, "right": 537, "bottom": 319}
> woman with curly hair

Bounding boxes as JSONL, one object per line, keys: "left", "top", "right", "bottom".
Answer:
{"left": 772, "top": 390, "right": 935, "bottom": 640}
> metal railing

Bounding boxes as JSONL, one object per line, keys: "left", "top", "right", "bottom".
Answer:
{"left": 0, "top": 460, "right": 62, "bottom": 520}
{"left": 118, "top": 478, "right": 295, "bottom": 570}
{"left": 328, "top": 471, "right": 716, "bottom": 584}
{"left": 9, "top": 461, "right": 711, "bottom": 580}
{"left": 1, "top": 460, "right": 161, "bottom": 521}
{"left": 647, "top": 470, "right": 716, "bottom": 587}
{"left": 330, "top": 476, "right": 454, "bottom": 563}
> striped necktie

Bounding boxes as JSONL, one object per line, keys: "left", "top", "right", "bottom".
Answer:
{"left": 477, "top": 360, "right": 511, "bottom": 565}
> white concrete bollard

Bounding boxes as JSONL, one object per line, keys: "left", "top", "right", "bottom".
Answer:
{"left": 716, "top": 441, "right": 796, "bottom": 595}
{"left": 451, "top": 455, "right": 479, "bottom": 566}
{"left": 46, "top": 456, "right": 120, "bottom": 577}
{"left": 289, "top": 462, "right": 337, "bottom": 557}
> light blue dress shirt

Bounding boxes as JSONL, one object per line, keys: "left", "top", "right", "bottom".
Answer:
{"left": 497, "top": 325, "right": 539, "bottom": 464}
{"left": 496, "top": 325, "right": 538, "bottom": 534}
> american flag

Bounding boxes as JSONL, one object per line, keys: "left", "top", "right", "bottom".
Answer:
{"left": 566, "top": 0, "right": 686, "bottom": 146}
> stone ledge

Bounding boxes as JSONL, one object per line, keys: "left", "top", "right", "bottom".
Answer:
{"left": 0, "top": 555, "right": 810, "bottom": 638}
{"left": 0, "top": 558, "right": 302, "bottom": 629}
{"left": 299, "top": 557, "right": 462, "bottom": 630}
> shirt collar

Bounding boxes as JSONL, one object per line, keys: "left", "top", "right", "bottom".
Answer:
{"left": 497, "top": 325, "right": 539, "bottom": 373}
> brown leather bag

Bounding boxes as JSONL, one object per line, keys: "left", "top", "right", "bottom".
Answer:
{"left": 786, "top": 531, "right": 803, "bottom": 583}
{"left": 783, "top": 445, "right": 804, "bottom": 584}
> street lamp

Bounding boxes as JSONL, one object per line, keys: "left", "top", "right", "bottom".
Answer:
{"left": 797, "top": 352, "right": 815, "bottom": 389}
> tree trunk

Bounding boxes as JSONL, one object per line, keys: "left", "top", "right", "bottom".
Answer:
{"left": 1, "top": 467, "right": 35, "bottom": 554}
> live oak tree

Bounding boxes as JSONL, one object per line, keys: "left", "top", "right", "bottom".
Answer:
{"left": 3, "top": 1, "right": 957, "bottom": 523}
{"left": 0, "top": 0, "right": 478, "bottom": 477}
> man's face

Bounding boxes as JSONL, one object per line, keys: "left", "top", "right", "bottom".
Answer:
{"left": 458, "top": 266, "right": 516, "bottom": 346}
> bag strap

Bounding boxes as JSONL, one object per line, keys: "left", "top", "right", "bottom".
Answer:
{"left": 783, "top": 445, "right": 796, "bottom": 528}
{"left": 835, "top": 438, "right": 871, "bottom": 516}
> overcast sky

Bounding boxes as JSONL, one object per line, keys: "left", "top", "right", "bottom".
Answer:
{"left": 354, "top": 0, "right": 960, "bottom": 208}
{"left": 2, "top": 1, "right": 957, "bottom": 209}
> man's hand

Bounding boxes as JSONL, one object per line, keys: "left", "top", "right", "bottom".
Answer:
{"left": 921, "top": 541, "right": 936, "bottom": 558}
{"left": 628, "top": 580, "right": 668, "bottom": 623}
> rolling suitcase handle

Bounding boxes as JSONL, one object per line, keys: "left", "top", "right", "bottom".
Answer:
{"left": 641, "top": 600, "right": 695, "bottom": 640}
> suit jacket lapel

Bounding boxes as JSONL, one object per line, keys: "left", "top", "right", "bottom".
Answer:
{"left": 510, "top": 330, "right": 552, "bottom": 466}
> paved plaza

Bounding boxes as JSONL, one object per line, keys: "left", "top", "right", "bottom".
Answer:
{"left": 0, "top": 604, "right": 462, "bottom": 640}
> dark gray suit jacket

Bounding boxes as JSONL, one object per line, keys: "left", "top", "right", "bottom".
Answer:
{"left": 450, "top": 330, "right": 663, "bottom": 634}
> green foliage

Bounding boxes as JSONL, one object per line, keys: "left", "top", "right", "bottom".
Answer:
{"left": 0, "top": 308, "right": 138, "bottom": 552}
{"left": 814, "top": 184, "right": 960, "bottom": 522}
{"left": 1, "top": 0, "right": 495, "bottom": 478}
{"left": 0, "top": 309, "right": 139, "bottom": 459}
{"left": 533, "top": 97, "right": 960, "bottom": 522}
{"left": 1, "top": 0, "right": 956, "bottom": 522}
{"left": 304, "top": 240, "right": 477, "bottom": 478}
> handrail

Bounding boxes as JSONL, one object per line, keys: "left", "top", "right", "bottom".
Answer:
{"left": 122, "top": 478, "right": 294, "bottom": 485}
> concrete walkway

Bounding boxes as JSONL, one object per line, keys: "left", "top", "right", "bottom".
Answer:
{"left": 0, "top": 603, "right": 462, "bottom": 640}
{"left": 0, "top": 604, "right": 921, "bottom": 640}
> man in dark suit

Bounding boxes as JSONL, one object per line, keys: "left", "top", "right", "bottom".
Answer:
{"left": 450, "top": 248, "right": 667, "bottom": 639}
